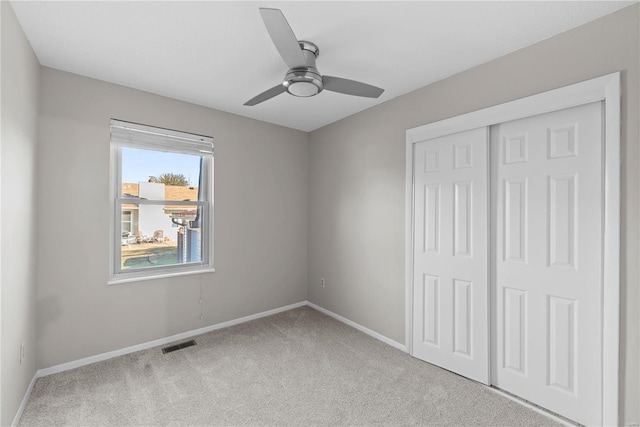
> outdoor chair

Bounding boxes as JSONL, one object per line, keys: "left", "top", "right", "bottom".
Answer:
{"left": 135, "top": 230, "right": 154, "bottom": 243}
{"left": 153, "top": 230, "right": 164, "bottom": 243}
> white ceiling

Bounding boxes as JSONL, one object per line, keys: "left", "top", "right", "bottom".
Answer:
{"left": 11, "top": 1, "right": 635, "bottom": 132}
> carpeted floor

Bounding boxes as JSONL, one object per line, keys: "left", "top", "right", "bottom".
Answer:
{"left": 19, "top": 306, "right": 561, "bottom": 426}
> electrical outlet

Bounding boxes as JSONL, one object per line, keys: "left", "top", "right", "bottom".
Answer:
{"left": 20, "top": 342, "right": 25, "bottom": 364}
{"left": 320, "top": 278, "right": 326, "bottom": 287}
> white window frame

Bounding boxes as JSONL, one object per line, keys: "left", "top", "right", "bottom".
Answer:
{"left": 109, "top": 119, "right": 215, "bottom": 284}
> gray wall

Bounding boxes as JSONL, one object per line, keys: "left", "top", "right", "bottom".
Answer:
{"left": 0, "top": 2, "right": 40, "bottom": 426}
{"left": 308, "top": 5, "right": 639, "bottom": 425}
{"left": 36, "top": 68, "right": 309, "bottom": 369}
{"left": 3, "top": 3, "right": 638, "bottom": 425}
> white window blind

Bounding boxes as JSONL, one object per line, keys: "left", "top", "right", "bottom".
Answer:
{"left": 110, "top": 119, "right": 213, "bottom": 155}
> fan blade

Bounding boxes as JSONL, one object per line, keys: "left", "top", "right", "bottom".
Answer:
{"left": 244, "top": 84, "right": 287, "bottom": 106}
{"left": 259, "top": 8, "right": 307, "bottom": 69}
{"left": 323, "top": 76, "right": 384, "bottom": 98}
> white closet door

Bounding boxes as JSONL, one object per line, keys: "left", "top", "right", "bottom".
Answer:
{"left": 412, "top": 127, "right": 489, "bottom": 384}
{"left": 492, "top": 102, "right": 603, "bottom": 426}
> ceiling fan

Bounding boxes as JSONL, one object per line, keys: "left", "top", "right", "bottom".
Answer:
{"left": 244, "top": 8, "right": 385, "bottom": 106}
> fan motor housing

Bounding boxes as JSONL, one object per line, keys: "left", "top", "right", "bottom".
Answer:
{"left": 282, "top": 41, "right": 323, "bottom": 97}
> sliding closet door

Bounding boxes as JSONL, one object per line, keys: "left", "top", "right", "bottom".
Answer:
{"left": 412, "top": 127, "right": 489, "bottom": 384}
{"left": 491, "top": 102, "right": 603, "bottom": 426}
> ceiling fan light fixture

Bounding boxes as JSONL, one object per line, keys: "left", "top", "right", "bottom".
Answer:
{"left": 283, "top": 70, "right": 323, "bottom": 97}
{"left": 287, "top": 81, "right": 320, "bottom": 97}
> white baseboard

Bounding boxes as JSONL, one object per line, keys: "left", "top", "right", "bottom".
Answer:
{"left": 20, "top": 300, "right": 403, "bottom": 426}
{"left": 37, "top": 301, "right": 307, "bottom": 377}
{"left": 11, "top": 372, "right": 37, "bottom": 427}
{"left": 306, "top": 302, "right": 407, "bottom": 352}
{"left": 20, "top": 300, "right": 588, "bottom": 427}
{"left": 37, "top": 300, "right": 405, "bottom": 379}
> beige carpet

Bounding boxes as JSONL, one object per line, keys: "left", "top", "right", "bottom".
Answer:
{"left": 18, "top": 306, "right": 560, "bottom": 426}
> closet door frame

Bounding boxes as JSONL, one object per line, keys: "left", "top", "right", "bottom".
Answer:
{"left": 405, "top": 72, "right": 620, "bottom": 426}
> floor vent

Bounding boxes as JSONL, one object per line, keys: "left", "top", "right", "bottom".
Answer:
{"left": 162, "top": 340, "right": 196, "bottom": 354}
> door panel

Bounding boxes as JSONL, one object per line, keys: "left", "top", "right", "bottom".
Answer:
{"left": 503, "top": 287, "right": 527, "bottom": 375}
{"left": 412, "top": 127, "right": 489, "bottom": 384}
{"left": 492, "top": 102, "right": 603, "bottom": 426}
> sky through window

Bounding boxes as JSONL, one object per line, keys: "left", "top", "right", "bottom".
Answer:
{"left": 122, "top": 147, "right": 201, "bottom": 186}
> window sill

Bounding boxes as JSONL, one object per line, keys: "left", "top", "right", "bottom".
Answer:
{"left": 108, "top": 267, "right": 215, "bottom": 285}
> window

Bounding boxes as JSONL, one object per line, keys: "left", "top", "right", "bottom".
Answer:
{"left": 110, "top": 119, "right": 214, "bottom": 283}
{"left": 121, "top": 210, "right": 133, "bottom": 234}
